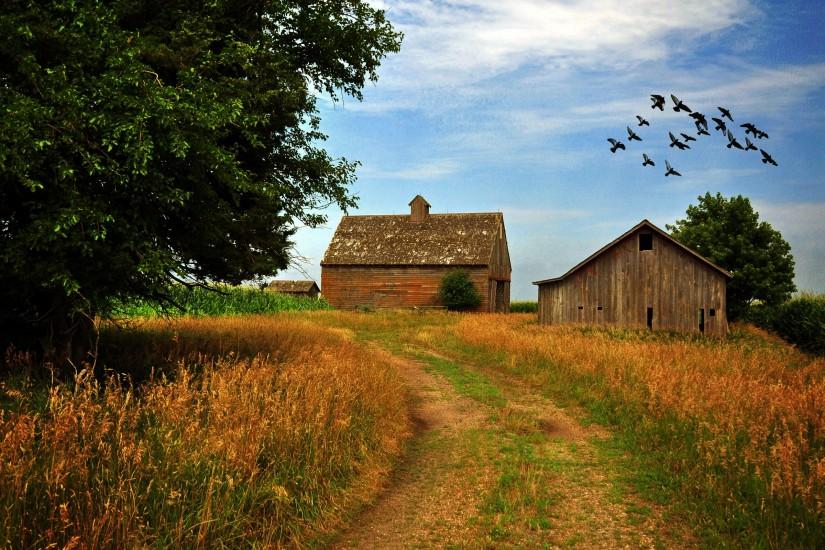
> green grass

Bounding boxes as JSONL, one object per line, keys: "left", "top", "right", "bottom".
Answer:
{"left": 115, "top": 284, "right": 330, "bottom": 317}
{"left": 414, "top": 352, "right": 507, "bottom": 409}
{"left": 510, "top": 301, "right": 538, "bottom": 313}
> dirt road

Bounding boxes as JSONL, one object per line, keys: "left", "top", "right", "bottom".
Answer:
{"left": 332, "top": 346, "right": 695, "bottom": 549}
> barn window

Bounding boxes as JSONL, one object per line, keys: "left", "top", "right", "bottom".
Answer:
{"left": 646, "top": 307, "right": 653, "bottom": 329}
{"left": 597, "top": 306, "right": 603, "bottom": 311}
{"left": 699, "top": 308, "right": 705, "bottom": 334}
{"left": 639, "top": 232, "right": 653, "bottom": 251}
{"left": 577, "top": 305, "right": 583, "bottom": 310}
{"left": 709, "top": 308, "right": 716, "bottom": 317}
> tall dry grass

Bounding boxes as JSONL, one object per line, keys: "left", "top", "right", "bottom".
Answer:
{"left": 439, "top": 315, "right": 825, "bottom": 545}
{"left": 0, "top": 315, "right": 409, "bottom": 548}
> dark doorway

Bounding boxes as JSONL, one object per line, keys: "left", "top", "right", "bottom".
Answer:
{"left": 495, "top": 280, "right": 507, "bottom": 312}
{"left": 646, "top": 307, "right": 653, "bottom": 329}
{"left": 699, "top": 308, "right": 705, "bottom": 334}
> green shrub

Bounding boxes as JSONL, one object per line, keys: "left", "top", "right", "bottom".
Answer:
{"left": 438, "top": 270, "right": 482, "bottom": 311}
{"left": 750, "top": 293, "right": 825, "bottom": 355}
{"left": 510, "top": 301, "right": 538, "bottom": 313}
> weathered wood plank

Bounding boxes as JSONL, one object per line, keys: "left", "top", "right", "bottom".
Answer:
{"left": 536, "top": 226, "right": 728, "bottom": 336}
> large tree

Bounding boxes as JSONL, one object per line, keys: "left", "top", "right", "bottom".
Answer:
{"left": 0, "top": 1, "right": 401, "bottom": 363}
{"left": 667, "top": 192, "right": 796, "bottom": 320}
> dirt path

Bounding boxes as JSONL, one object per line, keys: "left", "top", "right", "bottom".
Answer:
{"left": 332, "top": 353, "right": 496, "bottom": 548}
{"left": 332, "top": 345, "right": 695, "bottom": 549}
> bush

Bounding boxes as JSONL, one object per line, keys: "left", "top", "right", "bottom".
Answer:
{"left": 438, "top": 270, "right": 482, "bottom": 311}
{"left": 510, "top": 301, "right": 538, "bottom": 313}
{"left": 750, "top": 293, "right": 825, "bottom": 355}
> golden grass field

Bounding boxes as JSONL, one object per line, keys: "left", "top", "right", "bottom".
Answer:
{"left": 0, "top": 316, "right": 410, "bottom": 548}
{"left": 444, "top": 316, "right": 825, "bottom": 516}
{"left": 1, "top": 310, "right": 824, "bottom": 547}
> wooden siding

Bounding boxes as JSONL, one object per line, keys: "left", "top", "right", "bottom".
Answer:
{"left": 322, "top": 266, "right": 494, "bottom": 311}
{"left": 537, "top": 229, "right": 728, "bottom": 336}
{"left": 489, "top": 222, "right": 512, "bottom": 281}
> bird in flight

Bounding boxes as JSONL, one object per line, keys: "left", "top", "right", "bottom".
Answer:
{"left": 607, "top": 138, "right": 626, "bottom": 153}
{"left": 689, "top": 112, "right": 708, "bottom": 129}
{"left": 636, "top": 115, "right": 650, "bottom": 127}
{"left": 744, "top": 137, "right": 758, "bottom": 151}
{"left": 740, "top": 123, "right": 764, "bottom": 138}
{"left": 627, "top": 126, "right": 642, "bottom": 141}
{"left": 680, "top": 132, "right": 697, "bottom": 143}
{"left": 760, "top": 149, "right": 778, "bottom": 166}
{"left": 669, "top": 132, "right": 690, "bottom": 150}
{"left": 718, "top": 106, "right": 734, "bottom": 121}
{"left": 665, "top": 160, "right": 681, "bottom": 176}
{"left": 726, "top": 130, "right": 744, "bottom": 150}
{"left": 642, "top": 153, "right": 655, "bottom": 167}
{"left": 671, "top": 94, "right": 692, "bottom": 113}
{"left": 696, "top": 126, "right": 710, "bottom": 137}
{"left": 756, "top": 129, "right": 769, "bottom": 139}
{"left": 650, "top": 94, "right": 666, "bottom": 111}
{"left": 711, "top": 117, "right": 727, "bottom": 133}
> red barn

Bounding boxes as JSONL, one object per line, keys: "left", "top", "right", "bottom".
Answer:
{"left": 321, "top": 196, "right": 511, "bottom": 312}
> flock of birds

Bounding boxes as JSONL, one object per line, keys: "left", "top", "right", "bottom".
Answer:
{"left": 607, "top": 94, "right": 778, "bottom": 176}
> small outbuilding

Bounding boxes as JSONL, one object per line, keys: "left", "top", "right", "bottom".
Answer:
{"left": 321, "top": 195, "right": 511, "bottom": 312}
{"left": 266, "top": 280, "right": 320, "bottom": 298}
{"left": 533, "top": 219, "right": 731, "bottom": 336}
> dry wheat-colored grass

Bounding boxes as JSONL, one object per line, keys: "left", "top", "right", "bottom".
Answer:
{"left": 0, "top": 315, "right": 410, "bottom": 548}
{"left": 442, "top": 315, "right": 825, "bottom": 531}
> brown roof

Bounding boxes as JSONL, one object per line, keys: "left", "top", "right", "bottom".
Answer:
{"left": 533, "top": 219, "right": 732, "bottom": 285}
{"left": 322, "top": 213, "right": 503, "bottom": 266}
{"left": 267, "top": 280, "right": 319, "bottom": 293}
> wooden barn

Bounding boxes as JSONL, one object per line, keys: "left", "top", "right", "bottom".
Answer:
{"left": 266, "top": 280, "right": 320, "bottom": 298}
{"left": 534, "top": 220, "right": 731, "bottom": 336}
{"left": 321, "top": 195, "right": 511, "bottom": 312}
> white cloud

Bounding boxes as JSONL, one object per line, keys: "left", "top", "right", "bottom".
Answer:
{"left": 372, "top": 0, "right": 755, "bottom": 89}
{"left": 359, "top": 159, "right": 461, "bottom": 180}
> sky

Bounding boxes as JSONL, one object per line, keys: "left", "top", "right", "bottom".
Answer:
{"left": 278, "top": 0, "right": 825, "bottom": 300}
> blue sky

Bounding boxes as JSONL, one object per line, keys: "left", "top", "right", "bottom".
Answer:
{"left": 279, "top": 0, "right": 825, "bottom": 300}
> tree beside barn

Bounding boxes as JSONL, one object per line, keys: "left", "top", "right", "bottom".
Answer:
{"left": 321, "top": 196, "right": 511, "bottom": 312}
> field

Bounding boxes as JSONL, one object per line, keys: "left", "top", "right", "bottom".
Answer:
{"left": 0, "top": 316, "right": 408, "bottom": 548}
{"left": 114, "top": 284, "right": 330, "bottom": 317}
{"left": 2, "top": 309, "right": 824, "bottom": 547}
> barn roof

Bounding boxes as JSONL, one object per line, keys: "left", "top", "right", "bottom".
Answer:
{"left": 533, "top": 219, "right": 732, "bottom": 285}
{"left": 322, "top": 212, "right": 504, "bottom": 266}
{"left": 267, "top": 280, "right": 319, "bottom": 293}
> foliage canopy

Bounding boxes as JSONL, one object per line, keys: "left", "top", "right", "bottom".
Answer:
{"left": 667, "top": 192, "right": 796, "bottom": 320}
{"left": 0, "top": 0, "right": 400, "bottom": 361}
{"left": 439, "top": 270, "right": 482, "bottom": 311}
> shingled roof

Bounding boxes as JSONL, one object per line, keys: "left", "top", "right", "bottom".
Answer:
{"left": 322, "top": 212, "right": 504, "bottom": 266}
{"left": 267, "top": 280, "right": 320, "bottom": 293}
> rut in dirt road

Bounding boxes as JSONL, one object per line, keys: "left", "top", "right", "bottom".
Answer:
{"left": 332, "top": 347, "right": 696, "bottom": 549}
{"left": 332, "top": 354, "right": 495, "bottom": 548}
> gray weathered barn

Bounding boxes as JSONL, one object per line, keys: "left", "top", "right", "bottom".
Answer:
{"left": 321, "top": 196, "right": 511, "bottom": 312}
{"left": 533, "top": 220, "right": 731, "bottom": 336}
{"left": 266, "top": 280, "right": 320, "bottom": 298}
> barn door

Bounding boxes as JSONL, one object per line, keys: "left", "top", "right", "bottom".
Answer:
{"left": 495, "top": 281, "right": 507, "bottom": 312}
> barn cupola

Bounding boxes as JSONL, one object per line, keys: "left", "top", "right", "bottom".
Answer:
{"left": 409, "top": 195, "right": 431, "bottom": 223}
